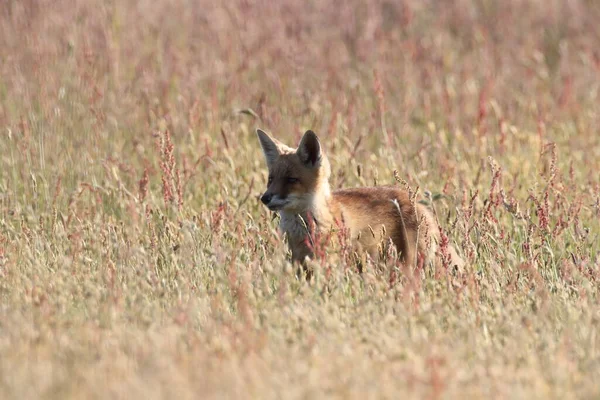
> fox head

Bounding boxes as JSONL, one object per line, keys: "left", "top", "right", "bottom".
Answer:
{"left": 257, "top": 129, "right": 331, "bottom": 213}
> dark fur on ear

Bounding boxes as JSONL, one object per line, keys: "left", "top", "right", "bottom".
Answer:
{"left": 256, "top": 129, "right": 280, "bottom": 168}
{"left": 297, "top": 130, "right": 321, "bottom": 167}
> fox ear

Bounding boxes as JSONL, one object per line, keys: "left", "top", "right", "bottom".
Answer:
{"left": 256, "top": 129, "right": 280, "bottom": 168}
{"left": 297, "top": 130, "right": 321, "bottom": 167}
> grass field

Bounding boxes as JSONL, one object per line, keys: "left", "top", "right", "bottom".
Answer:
{"left": 1, "top": 0, "right": 600, "bottom": 398}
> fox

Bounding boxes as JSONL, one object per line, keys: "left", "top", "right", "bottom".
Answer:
{"left": 256, "top": 128, "right": 463, "bottom": 271}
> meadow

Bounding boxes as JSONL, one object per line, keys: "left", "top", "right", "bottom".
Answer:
{"left": 1, "top": 0, "right": 600, "bottom": 398}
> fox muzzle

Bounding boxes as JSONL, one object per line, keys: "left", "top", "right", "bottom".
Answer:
{"left": 260, "top": 193, "right": 273, "bottom": 205}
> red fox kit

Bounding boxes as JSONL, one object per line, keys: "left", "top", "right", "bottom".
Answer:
{"left": 257, "top": 129, "right": 463, "bottom": 270}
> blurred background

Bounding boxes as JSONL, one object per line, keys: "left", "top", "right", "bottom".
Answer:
{"left": 2, "top": 0, "right": 599, "bottom": 167}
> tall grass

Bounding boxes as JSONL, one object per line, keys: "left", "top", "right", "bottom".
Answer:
{"left": 1, "top": 0, "right": 599, "bottom": 398}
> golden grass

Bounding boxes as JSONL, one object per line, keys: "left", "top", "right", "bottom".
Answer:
{"left": 1, "top": 0, "right": 600, "bottom": 398}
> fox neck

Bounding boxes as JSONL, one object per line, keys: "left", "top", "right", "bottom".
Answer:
{"left": 280, "top": 182, "right": 333, "bottom": 233}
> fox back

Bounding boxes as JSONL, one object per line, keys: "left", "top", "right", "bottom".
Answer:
{"left": 256, "top": 129, "right": 463, "bottom": 270}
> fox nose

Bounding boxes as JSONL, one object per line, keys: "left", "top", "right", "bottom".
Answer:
{"left": 261, "top": 193, "right": 272, "bottom": 205}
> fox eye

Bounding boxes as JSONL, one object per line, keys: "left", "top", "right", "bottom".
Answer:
{"left": 267, "top": 176, "right": 273, "bottom": 185}
{"left": 287, "top": 177, "right": 299, "bottom": 184}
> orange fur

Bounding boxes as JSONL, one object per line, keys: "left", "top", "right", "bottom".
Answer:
{"left": 257, "top": 129, "right": 463, "bottom": 270}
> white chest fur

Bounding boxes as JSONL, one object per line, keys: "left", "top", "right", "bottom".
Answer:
{"left": 279, "top": 212, "right": 310, "bottom": 241}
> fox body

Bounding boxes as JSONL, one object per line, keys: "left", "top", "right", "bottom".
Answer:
{"left": 257, "top": 129, "right": 462, "bottom": 269}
